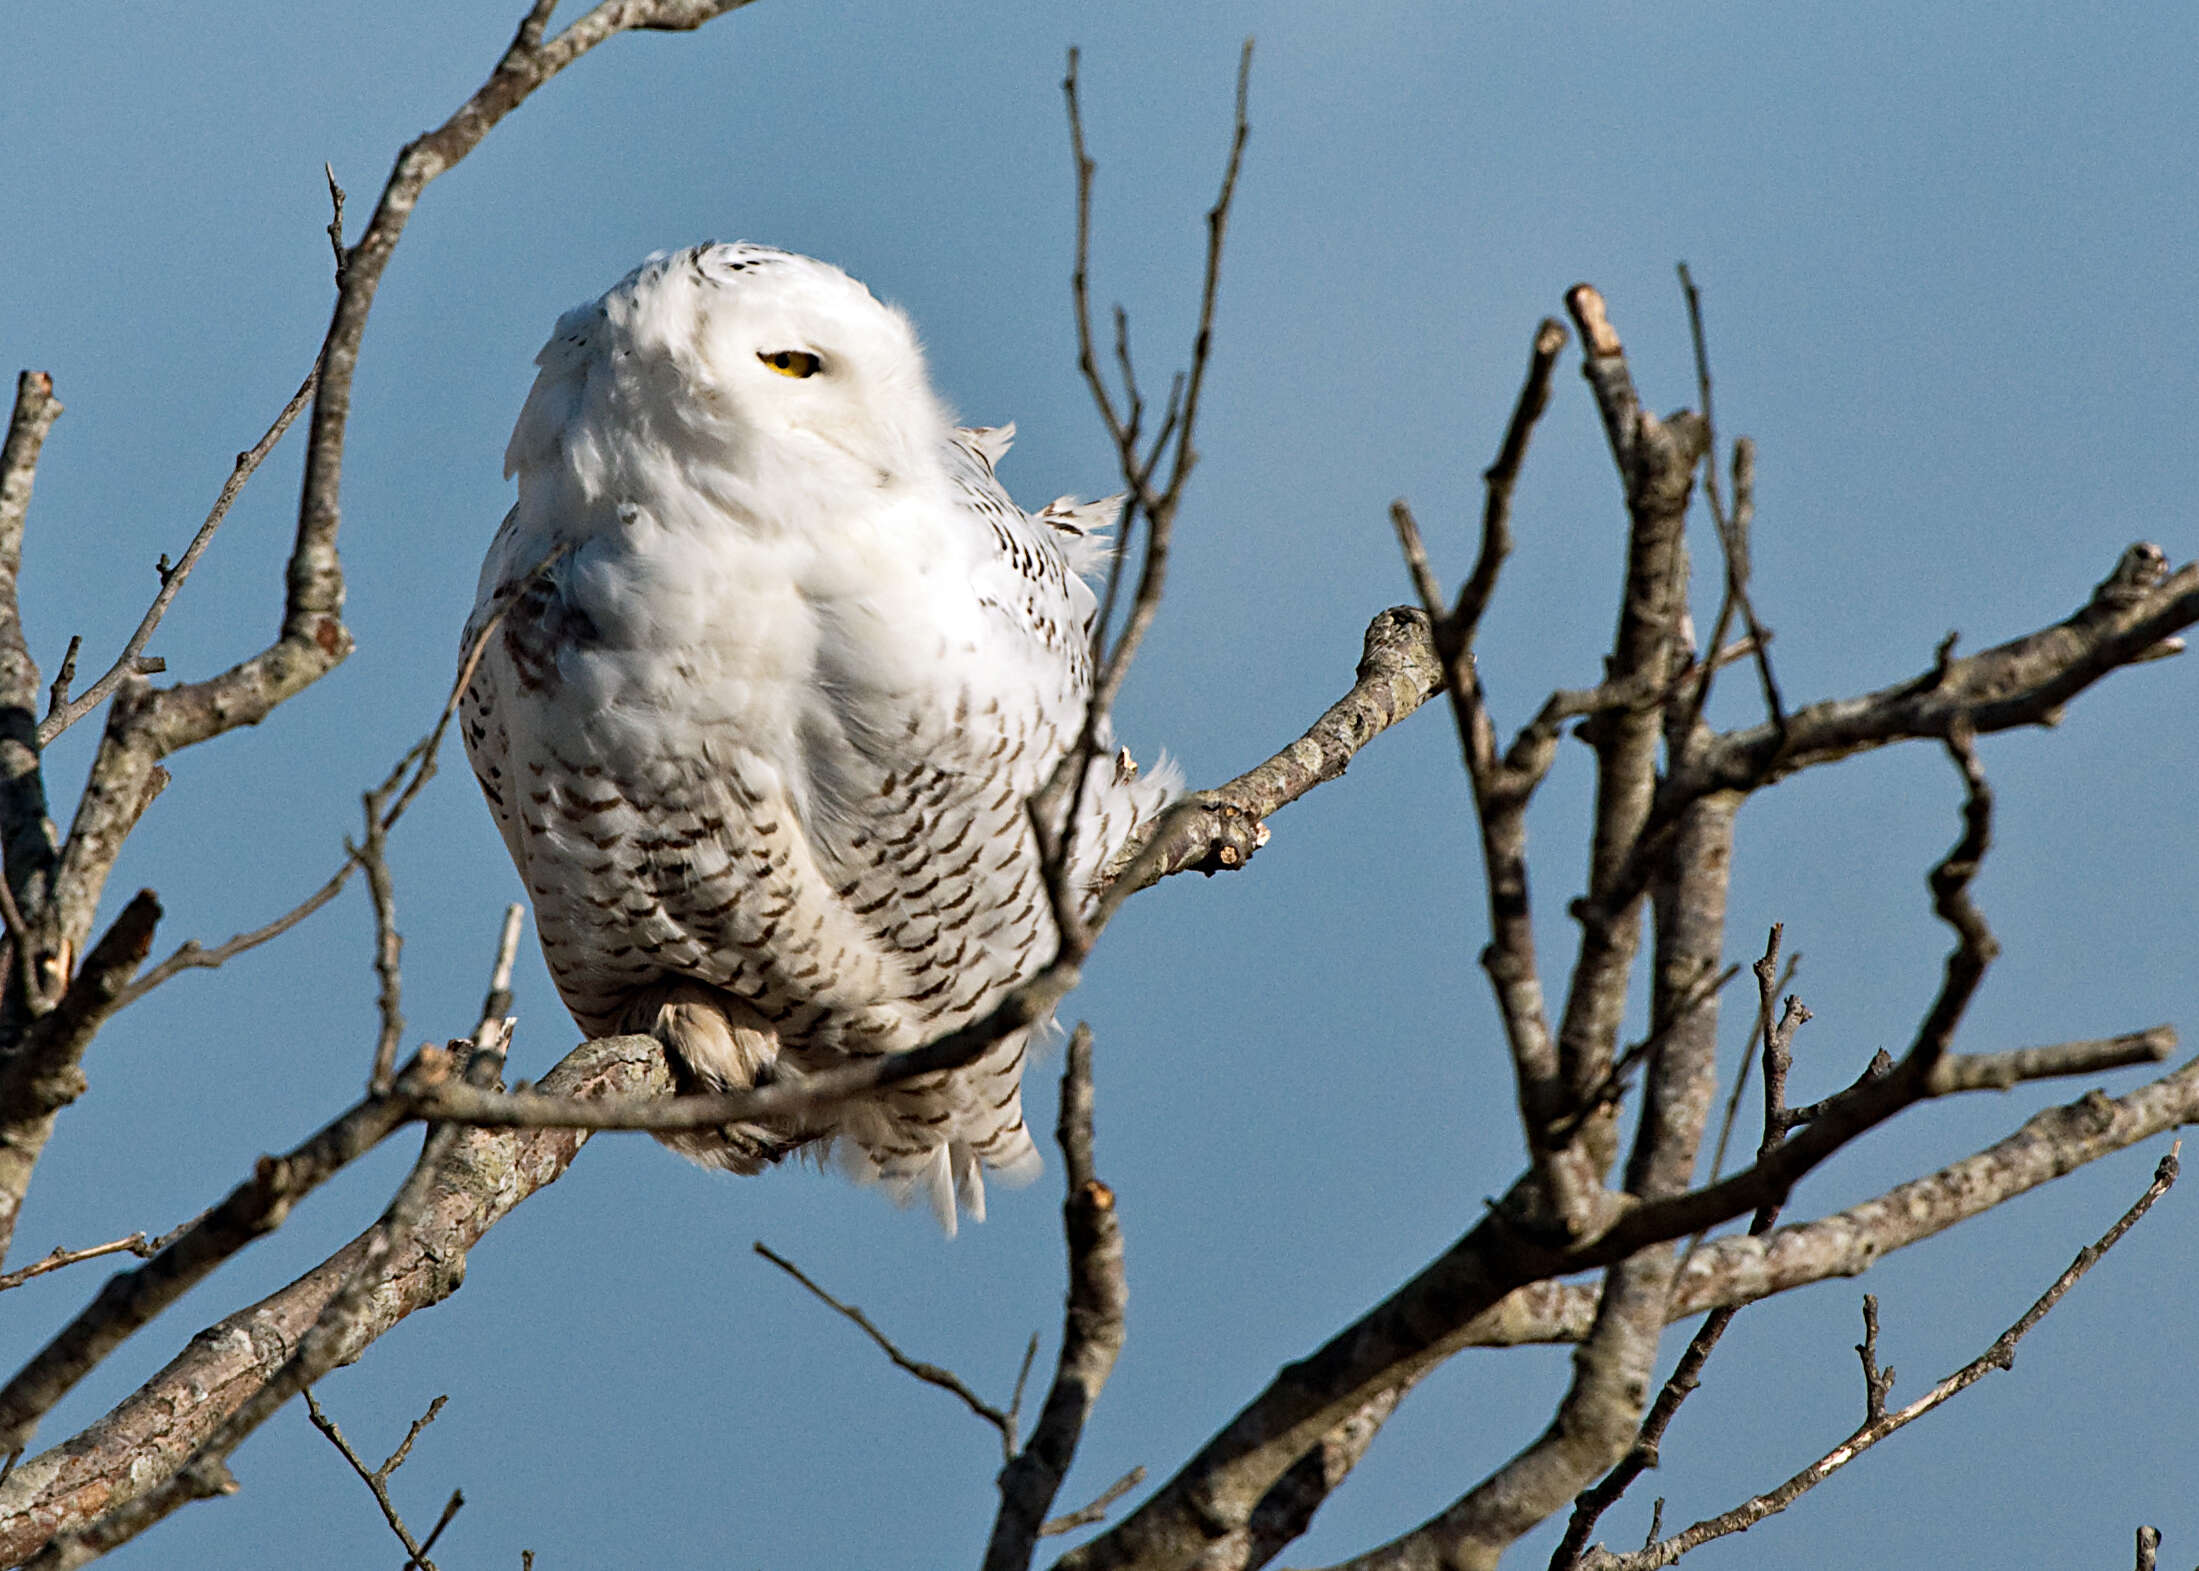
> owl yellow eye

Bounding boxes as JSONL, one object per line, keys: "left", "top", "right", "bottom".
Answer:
{"left": 758, "top": 349, "right": 822, "bottom": 378}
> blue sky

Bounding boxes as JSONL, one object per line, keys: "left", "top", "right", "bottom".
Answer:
{"left": 3, "top": 4, "right": 2196, "bottom": 1567}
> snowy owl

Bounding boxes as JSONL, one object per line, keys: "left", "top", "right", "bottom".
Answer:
{"left": 460, "top": 242, "right": 1174, "bottom": 1229}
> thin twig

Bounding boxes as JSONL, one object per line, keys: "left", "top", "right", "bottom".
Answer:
{"left": 1038, "top": 39, "right": 1253, "bottom": 943}
{"left": 474, "top": 904, "right": 525, "bottom": 1044}
{"left": 0, "top": 1232, "right": 158, "bottom": 1294}
{"left": 413, "top": 1489, "right": 464, "bottom": 1568}
{"left": 379, "top": 1394, "right": 450, "bottom": 1479}
{"left": 1457, "top": 315, "right": 1569, "bottom": 639}
{"left": 106, "top": 861, "right": 353, "bottom": 1010}
{"left": 323, "top": 165, "right": 348, "bottom": 287}
{"left": 41, "top": 639, "right": 79, "bottom": 727}
{"left": 1388, "top": 320, "right": 1572, "bottom": 1207}
{"left": 37, "top": 362, "right": 319, "bottom": 746}
{"left": 303, "top": 1388, "right": 456, "bottom": 1571}
{"left": 1670, "top": 264, "right": 1782, "bottom": 752}
{"left": 1697, "top": 933, "right": 1799, "bottom": 1191}
{"left": 1041, "top": 1467, "right": 1147, "bottom": 1537}
{"left": 357, "top": 786, "right": 405, "bottom": 1095}
{"left": 1589, "top": 1144, "right": 2180, "bottom": 1569}
{"left": 752, "top": 1242, "right": 1019, "bottom": 1457}
{"left": 1390, "top": 501, "right": 1448, "bottom": 626}
{"left": 1006, "top": 1332, "right": 1041, "bottom": 1443}
{"left": 1087, "top": 37, "right": 1251, "bottom": 720}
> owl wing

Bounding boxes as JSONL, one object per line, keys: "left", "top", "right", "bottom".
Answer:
{"left": 778, "top": 431, "right": 1173, "bottom": 1214}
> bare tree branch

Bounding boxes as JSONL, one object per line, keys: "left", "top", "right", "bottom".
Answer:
{"left": 302, "top": 1388, "right": 460, "bottom": 1571}
{"left": 1041, "top": 1468, "right": 1146, "bottom": 1539}
{"left": 1458, "top": 318, "right": 1569, "bottom": 640}
{"left": 0, "top": 1233, "right": 161, "bottom": 1296}
{"left": 1037, "top": 37, "right": 1252, "bottom": 942}
{"left": 1552, "top": 929, "right": 1810, "bottom": 1568}
{"left": 0, "top": 1031, "right": 668, "bottom": 1564}
{"left": 1606, "top": 545, "right": 2199, "bottom": 929}
{"left": 358, "top": 785, "right": 406, "bottom": 1095}
{"left": 1088, "top": 37, "right": 1250, "bottom": 721}
{"left": 987, "top": 1025, "right": 1129, "bottom": 1571}
{"left": 1582, "top": 1144, "right": 2180, "bottom": 1569}
{"left": 1670, "top": 265, "right": 1781, "bottom": 752}
{"left": 753, "top": 1242, "right": 1020, "bottom": 1459}
{"left": 36, "top": 362, "right": 318, "bottom": 746}
{"left": 1098, "top": 606, "right": 1441, "bottom": 916}
{"left": 1390, "top": 318, "right": 1576, "bottom": 1227}
{"left": 0, "top": 1045, "right": 459, "bottom": 1459}
{"left": 23, "top": 1045, "right": 508, "bottom": 1568}
{"left": 0, "top": 372, "right": 64, "bottom": 1026}
{"left": 1550, "top": 284, "right": 1708, "bottom": 1209}
{"left": 474, "top": 904, "right": 525, "bottom": 1044}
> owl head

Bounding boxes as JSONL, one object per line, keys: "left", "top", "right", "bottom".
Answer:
{"left": 506, "top": 242, "right": 953, "bottom": 514}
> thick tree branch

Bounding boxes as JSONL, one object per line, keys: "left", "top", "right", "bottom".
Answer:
{"left": 987, "top": 1026, "right": 1129, "bottom": 1571}
{"left": 0, "top": 374, "right": 63, "bottom": 1032}
{"left": 1056, "top": 1017, "right": 2181, "bottom": 1571}
{"left": 23, "top": 1045, "right": 510, "bottom": 1568}
{"left": 1552, "top": 285, "right": 1709, "bottom": 1203}
{"left": 0, "top": 1045, "right": 456, "bottom": 1459}
{"left": 1098, "top": 606, "right": 1440, "bottom": 915}
{"left": 0, "top": 1032, "right": 666, "bottom": 1564}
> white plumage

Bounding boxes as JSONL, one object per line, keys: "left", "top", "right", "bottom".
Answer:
{"left": 460, "top": 243, "right": 1173, "bottom": 1229}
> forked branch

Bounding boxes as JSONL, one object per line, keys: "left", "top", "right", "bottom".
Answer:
{"left": 1582, "top": 1145, "right": 2180, "bottom": 1569}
